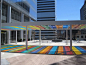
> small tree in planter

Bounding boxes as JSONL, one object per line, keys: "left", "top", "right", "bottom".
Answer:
{"left": 19, "top": 39, "right": 22, "bottom": 42}
{"left": 28, "top": 38, "right": 30, "bottom": 41}
{"left": 23, "top": 39, "right": 25, "bottom": 41}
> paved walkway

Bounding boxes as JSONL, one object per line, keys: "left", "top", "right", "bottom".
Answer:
{"left": 5, "top": 54, "right": 86, "bottom": 65}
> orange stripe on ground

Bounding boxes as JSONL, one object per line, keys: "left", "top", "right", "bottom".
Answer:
{"left": 39, "top": 46, "right": 52, "bottom": 54}
{"left": 57, "top": 46, "right": 64, "bottom": 54}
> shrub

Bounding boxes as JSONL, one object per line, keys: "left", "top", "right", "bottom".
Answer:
{"left": 28, "top": 38, "right": 30, "bottom": 41}
{"left": 23, "top": 39, "right": 25, "bottom": 41}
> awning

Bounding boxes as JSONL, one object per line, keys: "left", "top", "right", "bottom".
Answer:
{"left": 1, "top": 24, "right": 86, "bottom": 30}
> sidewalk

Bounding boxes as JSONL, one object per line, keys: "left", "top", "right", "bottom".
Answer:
{"left": 2, "top": 52, "right": 86, "bottom": 65}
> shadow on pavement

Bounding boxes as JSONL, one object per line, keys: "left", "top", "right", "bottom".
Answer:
{"left": 50, "top": 55, "right": 86, "bottom": 65}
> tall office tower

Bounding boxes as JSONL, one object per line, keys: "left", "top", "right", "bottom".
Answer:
{"left": 37, "top": 0, "right": 55, "bottom": 21}
{"left": 1, "top": 0, "right": 37, "bottom": 44}
{"left": 79, "top": 0, "right": 86, "bottom": 40}
{"left": 80, "top": 0, "right": 86, "bottom": 20}
{"left": 35, "top": 0, "right": 56, "bottom": 40}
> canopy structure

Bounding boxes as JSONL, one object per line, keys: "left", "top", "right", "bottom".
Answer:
{"left": 1, "top": 24, "right": 86, "bottom": 30}
{"left": 1, "top": 20, "right": 86, "bottom": 51}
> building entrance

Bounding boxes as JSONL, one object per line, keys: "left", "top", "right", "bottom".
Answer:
{"left": 1, "top": 31, "right": 7, "bottom": 45}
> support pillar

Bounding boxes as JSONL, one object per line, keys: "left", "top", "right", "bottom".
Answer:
{"left": 7, "top": 5, "right": 11, "bottom": 44}
{"left": 70, "top": 24, "right": 72, "bottom": 51}
{"left": 29, "top": 30, "right": 32, "bottom": 41}
{"left": 8, "top": 31, "right": 11, "bottom": 44}
{"left": 20, "top": 30, "right": 23, "bottom": 42}
{"left": 39, "top": 30, "right": 41, "bottom": 45}
{"left": 7, "top": 5, "right": 11, "bottom": 23}
{"left": 0, "top": 0, "right": 2, "bottom": 64}
{"left": 66, "top": 29, "right": 68, "bottom": 45}
{"left": 16, "top": 30, "right": 17, "bottom": 44}
{"left": 20, "top": 13, "right": 24, "bottom": 41}
{"left": 26, "top": 26, "right": 28, "bottom": 50}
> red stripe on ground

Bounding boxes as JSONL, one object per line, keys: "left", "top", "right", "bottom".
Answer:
{"left": 65, "top": 46, "right": 73, "bottom": 55}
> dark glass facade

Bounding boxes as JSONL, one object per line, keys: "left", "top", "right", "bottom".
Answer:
{"left": 2, "top": 3, "right": 7, "bottom": 23}
{"left": 35, "top": 0, "right": 56, "bottom": 40}
{"left": 1, "top": 0, "right": 37, "bottom": 44}
{"left": 80, "top": 0, "right": 86, "bottom": 20}
{"left": 37, "top": 0, "right": 55, "bottom": 21}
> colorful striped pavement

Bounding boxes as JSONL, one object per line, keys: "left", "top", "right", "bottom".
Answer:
{"left": 1, "top": 45, "right": 86, "bottom": 55}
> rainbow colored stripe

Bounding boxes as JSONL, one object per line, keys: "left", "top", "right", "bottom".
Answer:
{"left": 1, "top": 24, "right": 86, "bottom": 30}
{"left": 1, "top": 45, "right": 86, "bottom": 55}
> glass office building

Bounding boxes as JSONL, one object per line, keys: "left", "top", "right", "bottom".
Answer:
{"left": 1, "top": 0, "right": 37, "bottom": 44}
{"left": 35, "top": 0, "right": 56, "bottom": 39}
{"left": 37, "top": 0, "right": 55, "bottom": 21}
{"left": 80, "top": 0, "right": 86, "bottom": 20}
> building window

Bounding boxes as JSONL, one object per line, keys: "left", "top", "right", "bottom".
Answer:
{"left": 24, "top": 15, "right": 29, "bottom": 22}
{"left": 11, "top": 9, "right": 21, "bottom": 21}
{"left": 17, "top": 2, "right": 30, "bottom": 12}
{"left": 2, "top": 3, "right": 7, "bottom": 23}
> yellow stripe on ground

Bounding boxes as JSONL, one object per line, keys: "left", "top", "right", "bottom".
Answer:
{"left": 39, "top": 46, "right": 52, "bottom": 54}
{"left": 10, "top": 46, "right": 31, "bottom": 52}
{"left": 72, "top": 46, "right": 82, "bottom": 55}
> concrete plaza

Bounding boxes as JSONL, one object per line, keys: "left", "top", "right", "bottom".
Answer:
{"left": 1, "top": 40, "right": 86, "bottom": 65}
{"left": 7, "top": 40, "right": 86, "bottom": 46}
{"left": 1, "top": 52, "right": 86, "bottom": 65}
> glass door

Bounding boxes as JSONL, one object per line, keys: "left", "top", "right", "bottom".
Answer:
{"left": 1, "top": 32, "right": 7, "bottom": 45}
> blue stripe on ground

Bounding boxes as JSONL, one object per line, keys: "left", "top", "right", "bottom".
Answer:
{"left": 48, "top": 46, "right": 58, "bottom": 54}
{"left": 1, "top": 45, "right": 23, "bottom": 51}
{"left": 63, "top": 46, "right": 66, "bottom": 54}
{"left": 75, "top": 46, "right": 86, "bottom": 53}
{"left": 31, "top": 46, "right": 46, "bottom": 53}
{"left": 21, "top": 46, "right": 40, "bottom": 53}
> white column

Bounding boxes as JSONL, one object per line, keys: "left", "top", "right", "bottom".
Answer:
{"left": 39, "top": 30, "right": 41, "bottom": 45}
{"left": 20, "top": 13, "right": 24, "bottom": 41}
{"left": 7, "top": 5, "right": 11, "bottom": 44}
{"left": 26, "top": 26, "right": 28, "bottom": 50}
{"left": 21, "top": 30, "right": 23, "bottom": 41}
{"left": 8, "top": 31, "right": 11, "bottom": 44}
{"left": 29, "top": 30, "right": 32, "bottom": 41}
{"left": 16, "top": 30, "right": 17, "bottom": 44}
{"left": 70, "top": 24, "right": 72, "bottom": 51}
{"left": 7, "top": 5, "right": 11, "bottom": 23}
{"left": 0, "top": 0, "right": 2, "bottom": 64}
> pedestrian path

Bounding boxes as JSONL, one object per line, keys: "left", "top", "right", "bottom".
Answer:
{"left": 1, "top": 45, "right": 86, "bottom": 55}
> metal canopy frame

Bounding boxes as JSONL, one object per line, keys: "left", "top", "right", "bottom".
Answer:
{"left": 2, "top": 20, "right": 86, "bottom": 26}
{"left": 1, "top": 20, "right": 86, "bottom": 51}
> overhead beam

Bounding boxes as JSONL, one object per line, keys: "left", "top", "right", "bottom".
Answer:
{"left": 2, "top": 20, "right": 86, "bottom": 26}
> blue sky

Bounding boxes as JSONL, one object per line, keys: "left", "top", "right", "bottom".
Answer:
{"left": 56, "top": 0, "right": 85, "bottom": 21}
